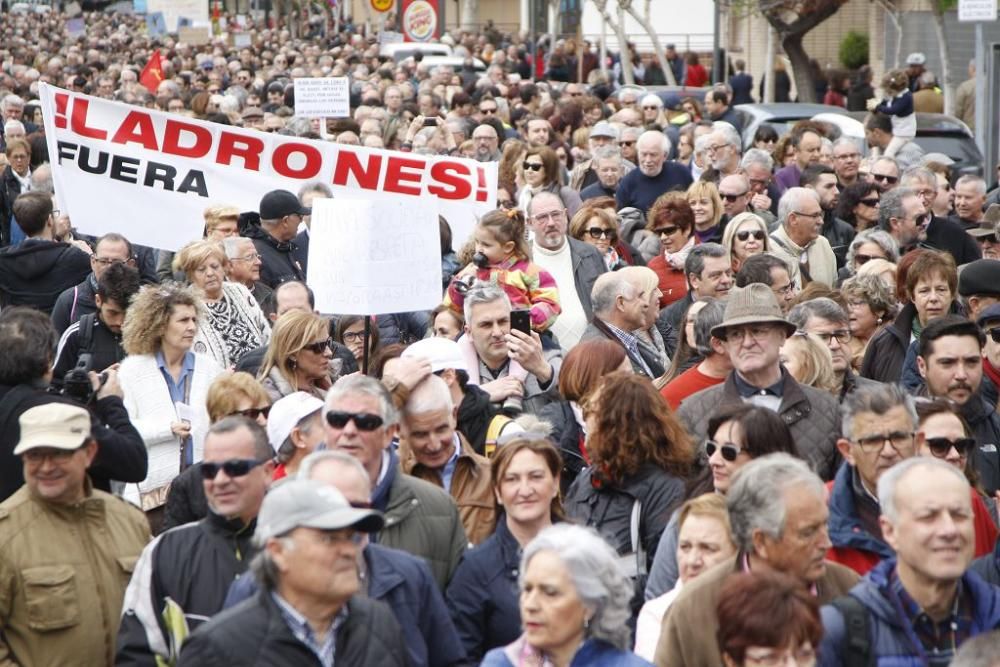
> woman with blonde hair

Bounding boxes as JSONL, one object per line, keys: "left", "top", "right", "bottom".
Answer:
{"left": 780, "top": 331, "right": 839, "bottom": 395}
{"left": 569, "top": 206, "right": 626, "bottom": 271}
{"left": 721, "top": 212, "right": 770, "bottom": 272}
{"left": 173, "top": 239, "right": 271, "bottom": 368}
{"left": 687, "top": 180, "right": 724, "bottom": 242}
{"left": 156, "top": 204, "right": 241, "bottom": 282}
{"left": 257, "top": 310, "right": 337, "bottom": 401}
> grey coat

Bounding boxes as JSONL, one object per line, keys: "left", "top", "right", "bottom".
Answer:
{"left": 567, "top": 238, "right": 607, "bottom": 321}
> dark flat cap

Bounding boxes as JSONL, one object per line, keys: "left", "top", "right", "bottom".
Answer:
{"left": 959, "top": 260, "right": 1000, "bottom": 297}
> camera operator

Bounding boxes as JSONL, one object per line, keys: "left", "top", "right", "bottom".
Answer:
{"left": 52, "top": 262, "right": 141, "bottom": 390}
{"left": 0, "top": 307, "right": 147, "bottom": 503}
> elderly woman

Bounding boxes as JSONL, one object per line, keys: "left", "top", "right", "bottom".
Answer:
{"left": 0, "top": 138, "right": 31, "bottom": 245}
{"left": 645, "top": 404, "right": 799, "bottom": 598}
{"left": 716, "top": 570, "right": 823, "bottom": 667}
{"left": 447, "top": 435, "right": 566, "bottom": 662}
{"left": 162, "top": 371, "right": 272, "bottom": 531}
{"left": 119, "top": 283, "right": 225, "bottom": 524}
{"left": 840, "top": 272, "right": 896, "bottom": 370}
{"left": 173, "top": 240, "right": 271, "bottom": 368}
{"left": 157, "top": 204, "right": 242, "bottom": 282}
{"left": 570, "top": 206, "right": 626, "bottom": 271}
{"left": 481, "top": 524, "right": 652, "bottom": 667}
{"left": 835, "top": 181, "right": 882, "bottom": 231}
{"left": 861, "top": 249, "right": 957, "bottom": 383}
{"left": 640, "top": 94, "right": 668, "bottom": 128}
{"left": 565, "top": 373, "right": 693, "bottom": 616}
{"left": 687, "top": 180, "right": 724, "bottom": 243}
{"left": 721, "top": 212, "right": 770, "bottom": 273}
{"left": 516, "top": 144, "right": 583, "bottom": 219}
{"left": 780, "top": 331, "right": 839, "bottom": 396}
{"left": 663, "top": 299, "right": 711, "bottom": 382}
{"left": 646, "top": 192, "right": 696, "bottom": 308}
{"left": 838, "top": 228, "right": 899, "bottom": 283}
{"left": 634, "top": 495, "right": 735, "bottom": 660}
{"left": 258, "top": 310, "right": 338, "bottom": 401}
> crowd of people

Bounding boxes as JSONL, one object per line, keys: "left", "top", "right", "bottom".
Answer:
{"left": 3, "top": 5, "right": 1000, "bottom": 667}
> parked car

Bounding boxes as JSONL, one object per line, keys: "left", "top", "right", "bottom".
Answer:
{"left": 414, "top": 55, "right": 486, "bottom": 74}
{"left": 734, "top": 103, "right": 849, "bottom": 150}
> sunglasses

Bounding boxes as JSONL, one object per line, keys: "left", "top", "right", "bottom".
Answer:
{"left": 325, "top": 411, "right": 384, "bottom": 431}
{"left": 587, "top": 227, "right": 615, "bottom": 240}
{"left": 721, "top": 191, "right": 748, "bottom": 202}
{"left": 859, "top": 198, "right": 880, "bottom": 207}
{"left": 522, "top": 162, "right": 544, "bottom": 172}
{"left": 988, "top": 327, "right": 1000, "bottom": 344}
{"left": 736, "top": 229, "right": 766, "bottom": 242}
{"left": 854, "top": 253, "right": 886, "bottom": 265}
{"left": 231, "top": 406, "right": 271, "bottom": 420}
{"left": 302, "top": 339, "right": 331, "bottom": 354}
{"left": 480, "top": 107, "right": 497, "bottom": 114}
{"left": 925, "top": 437, "right": 975, "bottom": 458}
{"left": 655, "top": 225, "right": 680, "bottom": 236}
{"left": 872, "top": 173, "right": 899, "bottom": 185}
{"left": 642, "top": 105, "right": 660, "bottom": 110}
{"left": 620, "top": 140, "right": 636, "bottom": 147}
{"left": 201, "top": 458, "right": 269, "bottom": 479}
{"left": 705, "top": 439, "right": 743, "bottom": 462}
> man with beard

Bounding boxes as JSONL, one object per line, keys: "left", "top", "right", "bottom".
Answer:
{"left": 615, "top": 131, "right": 693, "bottom": 213}
{"left": 901, "top": 167, "right": 981, "bottom": 265}
{"left": 801, "top": 164, "right": 856, "bottom": 269}
{"left": 878, "top": 187, "right": 927, "bottom": 254}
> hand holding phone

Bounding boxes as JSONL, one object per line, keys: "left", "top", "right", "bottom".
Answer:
{"left": 510, "top": 309, "right": 531, "bottom": 336}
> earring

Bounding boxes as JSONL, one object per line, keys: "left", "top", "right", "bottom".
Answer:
{"left": 583, "top": 616, "right": 590, "bottom": 630}
{"left": 289, "top": 357, "right": 297, "bottom": 369}
{"left": 876, "top": 318, "right": 883, "bottom": 326}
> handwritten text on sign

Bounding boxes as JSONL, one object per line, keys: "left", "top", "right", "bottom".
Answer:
{"left": 294, "top": 78, "right": 350, "bottom": 118}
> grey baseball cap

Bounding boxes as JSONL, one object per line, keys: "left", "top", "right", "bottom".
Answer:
{"left": 589, "top": 121, "right": 619, "bottom": 140}
{"left": 255, "top": 479, "right": 384, "bottom": 542}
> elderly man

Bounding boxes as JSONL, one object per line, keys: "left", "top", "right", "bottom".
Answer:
{"left": 774, "top": 128, "right": 823, "bottom": 194}
{"left": 223, "top": 236, "right": 272, "bottom": 308}
{"left": 769, "top": 187, "right": 838, "bottom": 288}
{"left": 878, "top": 186, "right": 926, "bottom": 254}
{"left": 819, "top": 458, "right": 1000, "bottom": 666}
{"left": 0, "top": 403, "right": 150, "bottom": 666}
{"left": 654, "top": 454, "right": 859, "bottom": 666}
{"left": 915, "top": 315, "right": 1000, "bottom": 495}
{"left": 718, "top": 173, "right": 753, "bottom": 223}
{"left": 789, "top": 298, "right": 877, "bottom": 401}
{"left": 869, "top": 156, "right": 903, "bottom": 192}
{"left": 580, "top": 146, "right": 627, "bottom": 201}
{"left": 740, "top": 148, "right": 779, "bottom": 221}
{"left": 117, "top": 418, "right": 274, "bottom": 664}
{"left": 615, "top": 131, "right": 694, "bottom": 213}
{"left": 801, "top": 164, "right": 856, "bottom": 269}
{"left": 582, "top": 271, "right": 664, "bottom": 378}
{"left": 706, "top": 122, "right": 742, "bottom": 178}
{"left": 268, "top": 392, "right": 326, "bottom": 479}
{"left": 471, "top": 123, "right": 501, "bottom": 162}
{"left": 527, "top": 192, "right": 606, "bottom": 350}
{"left": 247, "top": 189, "right": 308, "bottom": 288}
{"left": 866, "top": 113, "right": 925, "bottom": 171}
{"left": 323, "top": 374, "right": 466, "bottom": 588}
{"left": 678, "top": 284, "right": 842, "bottom": 479}
{"left": 901, "top": 167, "right": 981, "bottom": 264}
{"left": 735, "top": 251, "right": 797, "bottom": 313}
{"left": 399, "top": 375, "right": 494, "bottom": 544}
{"left": 660, "top": 243, "right": 734, "bottom": 332}
{"left": 570, "top": 121, "right": 620, "bottom": 191}
{"left": 179, "top": 478, "right": 408, "bottom": 664}
{"left": 50, "top": 232, "right": 137, "bottom": 335}
{"left": 955, "top": 175, "right": 987, "bottom": 230}
{"left": 461, "top": 284, "right": 561, "bottom": 414}
{"left": 832, "top": 138, "right": 862, "bottom": 187}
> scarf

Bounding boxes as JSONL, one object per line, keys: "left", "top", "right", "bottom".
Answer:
{"left": 11, "top": 168, "right": 30, "bottom": 194}
{"left": 502, "top": 635, "right": 558, "bottom": 666}
{"left": 664, "top": 236, "right": 696, "bottom": 270}
{"left": 603, "top": 246, "right": 621, "bottom": 271}
{"left": 984, "top": 358, "right": 1000, "bottom": 392}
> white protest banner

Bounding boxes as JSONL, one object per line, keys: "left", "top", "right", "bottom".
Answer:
{"left": 293, "top": 78, "right": 350, "bottom": 118}
{"left": 146, "top": 0, "right": 208, "bottom": 31}
{"left": 307, "top": 198, "right": 442, "bottom": 314}
{"left": 39, "top": 83, "right": 496, "bottom": 251}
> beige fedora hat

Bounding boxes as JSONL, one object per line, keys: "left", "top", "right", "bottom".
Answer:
{"left": 711, "top": 283, "right": 798, "bottom": 338}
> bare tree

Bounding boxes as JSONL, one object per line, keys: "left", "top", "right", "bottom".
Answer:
{"left": 591, "top": 0, "right": 634, "bottom": 84}
{"left": 873, "top": 0, "right": 903, "bottom": 69}
{"left": 619, "top": 0, "right": 678, "bottom": 85}
{"left": 929, "top": 1, "right": 957, "bottom": 115}
{"left": 460, "top": 0, "right": 480, "bottom": 31}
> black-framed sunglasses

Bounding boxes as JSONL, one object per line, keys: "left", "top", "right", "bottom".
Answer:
{"left": 325, "top": 411, "right": 384, "bottom": 431}
{"left": 655, "top": 225, "right": 680, "bottom": 237}
{"left": 872, "top": 173, "right": 899, "bottom": 185}
{"left": 522, "top": 162, "right": 544, "bottom": 172}
{"left": 587, "top": 227, "right": 615, "bottom": 240}
{"left": 302, "top": 339, "right": 332, "bottom": 354}
{"left": 925, "top": 437, "right": 975, "bottom": 458}
{"left": 231, "top": 406, "right": 271, "bottom": 420}
{"left": 854, "top": 252, "right": 886, "bottom": 266}
{"left": 859, "top": 198, "right": 880, "bottom": 207}
{"left": 480, "top": 107, "right": 497, "bottom": 115}
{"left": 736, "top": 229, "right": 766, "bottom": 242}
{"left": 201, "top": 458, "right": 269, "bottom": 479}
{"left": 705, "top": 439, "right": 743, "bottom": 462}
{"left": 721, "top": 191, "right": 748, "bottom": 203}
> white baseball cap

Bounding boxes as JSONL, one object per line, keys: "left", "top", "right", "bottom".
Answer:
{"left": 266, "top": 392, "right": 324, "bottom": 453}
{"left": 401, "top": 337, "right": 467, "bottom": 373}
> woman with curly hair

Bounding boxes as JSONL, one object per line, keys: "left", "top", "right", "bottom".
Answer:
{"left": 840, "top": 272, "right": 897, "bottom": 370}
{"left": 118, "top": 282, "right": 225, "bottom": 522}
{"left": 835, "top": 181, "right": 882, "bottom": 231}
{"left": 564, "top": 372, "right": 694, "bottom": 617}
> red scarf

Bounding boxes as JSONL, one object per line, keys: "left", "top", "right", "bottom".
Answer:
{"left": 984, "top": 358, "right": 1000, "bottom": 392}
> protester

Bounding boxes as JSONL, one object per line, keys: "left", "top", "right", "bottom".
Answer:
{"left": 258, "top": 310, "right": 337, "bottom": 401}
{"left": 248, "top": 189, "right": 309, "bottom": 288}
{"left": 840, "top": 272, "right": 897, "bottom": 371}
{"left": 646, "top": 192, "right": 696, "bottom": 308}
{"left": 51, "top": 232, "right": 138, "bottom": 335}
{"left": 721, "top": 212, "right": 769, "bottom": 273}
{"left": 582, "top": 272, "right": 664, "bottom": 379}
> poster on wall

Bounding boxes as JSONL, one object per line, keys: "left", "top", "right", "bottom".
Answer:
{"left": 400, "top": 0, "right": 442, "bottom": 42}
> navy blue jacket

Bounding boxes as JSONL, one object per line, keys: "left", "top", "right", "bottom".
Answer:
{"left": 482, "top": 638, "right": 651, "bottom": 667}
{"left": 971, "top": 535, "right": 1000, "bottom": 586}
{"left": 224, "top": 543, "right": 467, "bottom": 667}
{"left": 819, "top": 558, "right": 1000, "bottom": 666}
{"left": 445, "top": 518, "right": 522, "bottom": 662}
{"left": 827, "top": 462, "right": 894, "bottom": 563}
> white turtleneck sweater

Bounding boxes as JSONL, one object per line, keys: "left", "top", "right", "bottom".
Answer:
{"left": 533, "top": 239, "right": 587, "bottom": 351}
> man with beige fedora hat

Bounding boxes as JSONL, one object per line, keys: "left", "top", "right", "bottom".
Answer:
{"left": 676, "top": 283, "right": 842, "bottom": 480}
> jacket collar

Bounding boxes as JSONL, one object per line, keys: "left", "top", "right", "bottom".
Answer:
{"left": 827, "top": 462, "right": 894, "bottom": 557}
{"left": 364, "top": 544, "right": 405, "bottom": 599}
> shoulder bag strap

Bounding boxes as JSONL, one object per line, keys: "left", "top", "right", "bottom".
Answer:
{"left": 630, "top": 498, "right": 646, "bottom": 577}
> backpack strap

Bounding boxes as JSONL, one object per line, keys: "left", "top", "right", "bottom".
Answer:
{"left": 70, "top": 285, "right": 79, "bottom": 323}
{"left": 830, "top": 595, "right": 872, "bottom": 667}
{"left": 77, "top": 312, "right": 96, "bottom": 356}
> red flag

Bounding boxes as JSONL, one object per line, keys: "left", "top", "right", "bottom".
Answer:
{"left": 139, "top": 51, "right": 164, "bottom": 94}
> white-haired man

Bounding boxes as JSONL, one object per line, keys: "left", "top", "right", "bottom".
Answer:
{"left": 769, "top": 187, "right": 838, "bottom": 288}
{"left": 615, "top": 131, "right": 694, "bottom": 213}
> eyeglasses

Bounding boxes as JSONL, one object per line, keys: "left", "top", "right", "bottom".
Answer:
{"left": 859, "top": 198, "right": 880, "bottom": 207}
{"left": 736, "top": 229, "right": 766, "bottom": 242}
{"left": 23, "top": 448, "right": 78, "bottom": 464}
{"left": 793, "top": 210, "right": 823, "bottom": 219}
{"left": 231, "top": 406, "right": 271, "bottom": 420}
{"left": 233, "top": 253, "right": 262, "bottom": 262}
{"left": 586, "top": 227, "right": 615, "bottom": 240}
{"left": 200, "top": 458, "right": 269, "bottom": 479}
{"left": 926, "top": 437, "right": 975, "bottom": 458}
{"left": 480, "top": 107, "right": 497, "bottom": 114}
{"left": 721, "top": 191, "right": 748, "bottom": 202}
{"left": 642, "top": 105, "right": 660, "bottom": 110}
{"left": 721, "top": 325, "right": 774, "bottom": 343}
{"left": 854, "top": 253, "right": 886, "bottom": 265}
{"left": 851, "top": 430, "right": 914, "bottom": 452}
{"left": 871, "top": 173, "right": 899, "bottom": 185}
{"left": 748, "top": 177, "right": 770, "bottom": 188}
{"left": 811, "top": 329, "right": 851, "bottom": 345}
{"left": 325, "top": 411, "right": 385, "bottom": 431}
{"left": 620, "top": 140, "right": 636, "bottom": 147}
{"left": 655, "top": 225, "right": 680, "bottom": 237}
{"left": 498, "top": 200, "right": 517, "bottom": 209}
{"left": 744, "top": 645, "right": 816, "bottom": 667}
{"left": 522, "top": 162, "right": 544, "bottom": 172}
{"left": 705, "top": 439, "right": 743, "bottom": 462}
{"left": 92, "top": 257, "right": 129, "bottom": 266}
{"left": 531, "top": 210, "right": 566, "bottom": 224}
{"left": 302, "top": 339, "right": 332, "bottom": 354}
{"left": 705, "top": 144, "right": 729, "bottom": 154}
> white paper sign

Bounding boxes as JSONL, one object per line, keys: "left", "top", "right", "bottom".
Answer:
{"left": 959, "top": 0, "right": 997, "bottom": 21}
{"left": 294, "top": 78, "right": 350, "bottom": 118}
{"left": 307, "top": 198, "right": 442, "bottom": 315}
{"left": 233, "top": 33, "right": 252, "bottom": 48}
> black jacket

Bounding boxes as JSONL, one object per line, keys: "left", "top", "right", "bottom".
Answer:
{"left": 960, "top": 394, "right": 1000, "bottom": 495}
{"left": 51, "top": 274, "right": 98, "bottom": 336}
{"left": 52, "top": 312, "right": 126, "bottom": 388}
{"left": 860, "top": 302, "right": 916, "bottom": 384}
{"left": 730, "top": 72, "right": 754, "bottom": 105}
{"left": 821, "top": 212, "right": 856, "bottom": 269}
{"left": 0, "top": 238, "right": 92, "bottom": 314}
{"left": 117, "top": 511, "right": 257, "bottom": 666}
{"left": 245, "top": 225, "right": 306, "bottom": 288}
{"left": 924, "top": 215, "right": 982, "bottom": 265}
{"left": 0, "top": 384, "right": 147, "bottom": 502}
{"left": 457, "top": 384, "right": 500, "bottom": 456}
{"left": 0, "top": 166, "right": 22, "bottom": 246}
{"left": 162, "top": 462, "right": 209, "bottom": 531}
{"left": 178, "top": 592, "right": 408, "bottom": 666}
{"left": 538, "top": 400, "right": 587, "bottom": 493}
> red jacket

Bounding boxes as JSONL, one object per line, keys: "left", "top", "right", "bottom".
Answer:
{"left": 648, "top": 255, "right": 689, "bottom": 308}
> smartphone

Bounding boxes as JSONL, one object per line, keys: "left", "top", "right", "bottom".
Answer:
{"left": 423, "top": 117, "right": 438, "bottom": 127}
{"left": 510, "top": 309, "right": 531, "bottom": 336}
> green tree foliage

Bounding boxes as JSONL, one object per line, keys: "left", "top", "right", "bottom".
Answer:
{"left": 839, "top": 31, "right": 869, "bottom": 70}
